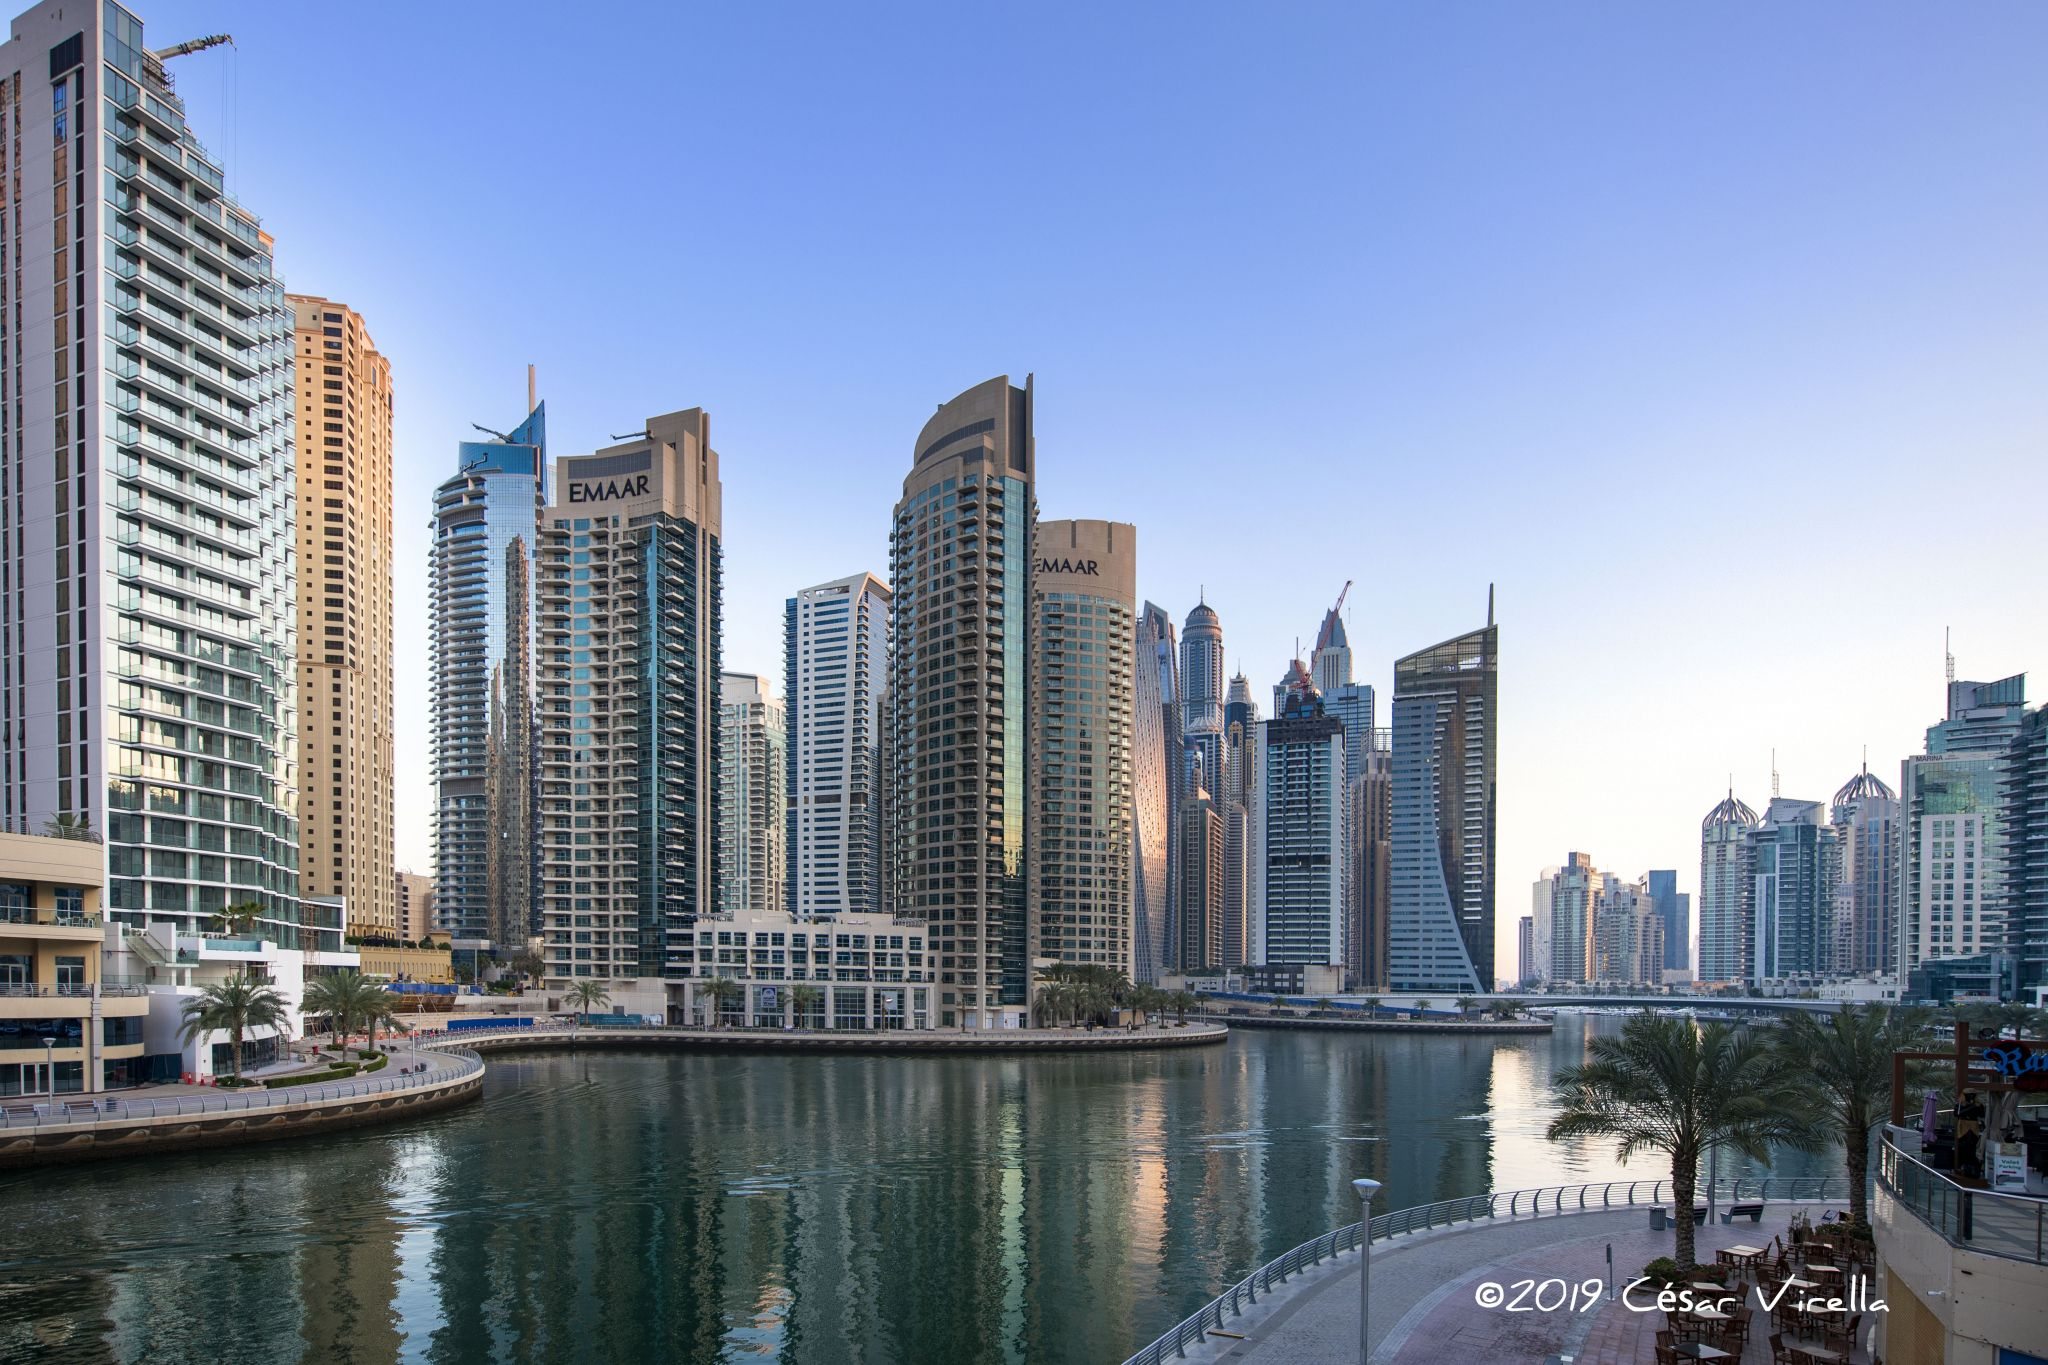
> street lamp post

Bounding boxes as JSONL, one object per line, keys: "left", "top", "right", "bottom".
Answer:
{"left": 42, "top": 1037, "right": 55, "bottom": 1099}
{"left": 1353, "top": 1178, "right": 1381, "bottom": 1365}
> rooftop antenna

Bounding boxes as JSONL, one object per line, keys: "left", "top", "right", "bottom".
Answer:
{"left": 528, "top": 364, "right": 537, "bottom": 414}
{"left": 1487, "top": 582, "right": 1495, "bottom": 628}
{"left": 1771, "top": 749, "right": 1781, "bottom": 800}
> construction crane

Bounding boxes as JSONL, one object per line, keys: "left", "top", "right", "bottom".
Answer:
{"left": 1313, "top": 580, "right": 1354, "bottom": 656}
{"left": 143, "top": 34, "right": 233, "bottom": 91}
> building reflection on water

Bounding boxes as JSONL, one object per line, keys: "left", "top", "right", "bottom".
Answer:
{"left": 0, "top": 1018, "right": 1838, "bottom": 1365}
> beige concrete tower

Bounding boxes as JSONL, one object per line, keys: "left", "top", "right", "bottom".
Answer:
{"left": 289, "top": 296, "right": 396, "bottom": 937}
{"left": 1028, "top": 520, "right": 1138, "bottom": 979}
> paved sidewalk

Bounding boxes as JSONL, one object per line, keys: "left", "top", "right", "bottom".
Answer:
{"left": 1172, "top": 1202, "right": 1843, "bottom": 1365}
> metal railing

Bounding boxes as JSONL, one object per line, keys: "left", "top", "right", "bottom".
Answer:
{"left": 1120, "top": 1175, "right": 1851, "bottom": 1365}
{"left": 1877, "top": 1129, "right": 2046, "bottom": 1264}
{"left": 0, "top": 1049, "right": 483, "bottom": 1129}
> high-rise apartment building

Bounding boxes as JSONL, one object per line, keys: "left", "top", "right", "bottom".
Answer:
{"left": 1310, "top": 591, "right": 1354, "bottom": 698}
{"left": 1831, "top": 767, "right": 1898, "bottom": 976}
{"left": 1220, "top": 675, "right": 1257, "bottom": 970}
{"left": 1132, "top": 602, "right": 1178, "bottom": 982}
{"left": 889, "top": 377, "right": 1034, "bottom": 1028}
{"left": 1899, "top": 675, "right": 2027, "bottom": 984}
{"left": 1027, "top": 520, "right": 1136, "bottom": 977}
{"left": 288, "top": 296, "right": 394, "bottom": 938}
{"left": 429, "top": 395, "right": 544, "bottom": 948}
{"left": 1253, "top": 662, "right": 1345, "bottom": 967}
{"left": 395, "top": 869, "right": 433, "bottom": 942}
{"left": 1698, "top": 791, "right": 1759, "bottom": 984}
{"left": 1547, "top": 852, "right": 1600, "bottom": 984}
{"left": 1517, "top": 915, "right": 1536, "bottom": 986}
{"left": 785, "top": 572, "right": 889, "bottom": 919}
{"left": 1353, "top": 738, "right": 1392, "bottom": 989}
{"left": 1751, "top": 797, "right": 1837, "bottom": 985}
{"left": 1387, "top": 617, "right": 1497, "bottom": 992}
{"left": 536, "top": 410, "right": 721, "bottom": 1016}
{"left": 1529, "top": 867, "right": 1558, "bottom": 985}
{"left": 2005, "top": 707, "right": 2046, "bottom": 1000}
{"left": 717, "top": 672, "right": 784, "bottom": 918}
{"left": 1593, "top": 874, "right": 1663, "bottom": 986}
{"left": 1180, "top": 601, "right": 1225, "bottom": 851}
{"left": 0, "top": 5, "right": 322, "bottom": 944}
{"left": 1179, "top": 773, "right": 1224, "bottom": 971}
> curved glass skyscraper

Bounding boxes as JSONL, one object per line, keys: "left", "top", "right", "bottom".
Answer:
{"left": 889, "top": 376, "right": 1034, "bottom": 1027}
{"left": 429, "top": 400, "right": 544, "bottom": 947}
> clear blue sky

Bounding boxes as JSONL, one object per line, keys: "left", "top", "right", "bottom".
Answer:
{"left": 146, "top": 1, "right": 2048, "bottom": 976}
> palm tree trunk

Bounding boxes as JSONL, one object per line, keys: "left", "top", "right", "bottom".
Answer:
{"left": 1845, "top": 1125, "right": 1869, "bottom": 1229}
{"left": 1673, "top": 1157, "right": 1697, "bottom": 1269}
{"left": 231, "top": 1023, "right": 244, "bottom": 1081}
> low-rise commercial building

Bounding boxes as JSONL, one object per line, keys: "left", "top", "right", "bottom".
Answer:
{"left": 0, "top": 832, "right": 147, "bottom": 1094}
{"left": 679, "top": 908, "right": 934, "bottom": 1029}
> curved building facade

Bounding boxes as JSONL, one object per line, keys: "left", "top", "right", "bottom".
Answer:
{"left": 1131, "top": 603, "right": 1179, "bottom": 983}
{"left": 429, "top": 401, "right": 544, "bottom": 947}
{"left": 889, "top": 377, "right": 1035, "bottom": 1027}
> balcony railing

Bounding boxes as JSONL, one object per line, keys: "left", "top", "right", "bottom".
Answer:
{"left": 1877, "top": 1128, "right": 2047, "bottom": 1264}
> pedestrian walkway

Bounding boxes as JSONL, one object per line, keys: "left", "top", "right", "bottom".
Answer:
{"left": 1174, "top": 1201, "right": 1848, "bottom": 1365}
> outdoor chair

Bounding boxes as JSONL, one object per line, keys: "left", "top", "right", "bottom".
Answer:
{"left": 1770, "top": 1332, "right": 1801, "bottom": 1365}
{"left": 1654, "top": 1346, "right": 1678, "bottom": 1365}
{"left": 1823, "top": 1313, "right": 1862, "bottom": 1356}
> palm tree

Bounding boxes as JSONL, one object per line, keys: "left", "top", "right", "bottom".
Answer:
{"left": 1412, "top": 998, "right": 1433, "bottom": 1016}
{"left": 180, "top": 970, "right": 292, "bottom": 1082}
{"left": 1455, "top": 995, "right": 1479, "bottom": 1020}
{"left": 789, "top": 983, "right": 823, "bottom": 1029}
{"left": 506, "top": 951, "right": 545, "bottom": 984}
{"left": 1361, "top": 995, "right": 1383, "bottom": 1018}
{"left": 207, "top": 902, "right": 263, "bottom": 937}
{"left": 1774, "top": 1004, "right": 1930, "bottom": 1229}
{"left": 1491, "top": 999, "right": 1526, "bottom": 1020}
{"left": 566, "top": 979, "right": 611, "bottom": 1024}
{"left": 1169, "top": 990, "right": 1198, "bottom": 1026}
{"left": 699, "top": 976, "right": 743, "bottom": 1027}
{"left": 1549, "top": 1012, "right": 1822, "bottom": 1268}
{"left": 40, "top": 813, "right": 100, "bottom": 843}
{"left": 302, "top": 971, "right": 394, "bottom": 1053}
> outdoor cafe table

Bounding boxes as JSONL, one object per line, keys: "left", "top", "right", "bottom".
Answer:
{"left": 1673, "top": 1344, "right": 1730, "bottom": 1362}
{"left": 1719, "top": 1244, "right": 1767, "bottom": 1271}
{"left": 1788, "top": 1346, "right": 1842, "bottom": 1364}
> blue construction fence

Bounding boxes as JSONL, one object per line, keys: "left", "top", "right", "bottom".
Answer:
{"left": 1199, "top": 991, "right": 1466, "bottom": 1018}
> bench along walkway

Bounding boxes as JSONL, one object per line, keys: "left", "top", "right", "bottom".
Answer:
{"left": 1124, "top": 1179, "right": 1849, "bottom": 1365}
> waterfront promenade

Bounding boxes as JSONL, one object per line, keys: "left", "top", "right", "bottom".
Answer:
{"left": 421, "top": 1020, "right": 1229, "bottom": 1054}
{"left": 1158, "top": 1200, "right": 1859, "bottom": 1365}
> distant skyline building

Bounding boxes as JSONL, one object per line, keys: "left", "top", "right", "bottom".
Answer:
{"left": 1529, "top": 867, "right": 1558, "bottom": 985}
{"left": 1831, "top": 766, "right": 1899, "bottom": 976}
{"left": 536, "top": 410, "right": 722, "bottom": 1016}
{"left": 1253, "top": 661, "right": 1345, "bottom": 968}
{"left": 717, "top": 672, "right": 785, "bottom": 919}
{"left": 1593, "top": 874, "right": 1663, "bottom": 986}
{"left": 1387, "top": 614, "right": 1498, "bottom": 992}
{"left": 1517, "top": 915, "right": 1536, "bottom": 986}
{"left": 1645, "top": 869, "right": 1690, "bottom": 974}
{"left": 2005, "top": 707, "right": 2046, "bottom": 1000}
{"left": 1027, "top": 520, "right": 1137, "bottom": 978}
{"left": 1750, "top": 796, "right": 1837, "bottom": 985}
{"left": 1899, "top": 675, "right": 2028, "bottom": 984}
{"left": 1221, "top": 674, "right": 1258, "bottom": 969}
{"left": 1547, "top": 852, "right": 1599, "bottom": 984}
{"left": 395, "top": 871, "right": 434, "bottom": 943}
{"left": 785, "top": 573, "right": 890, "bottom": 919}
{"left": 289, "top": 295, "right": 396, "bottom": 939}
{"left": 1353, "top": 741, "right": 1393, "bottom": 990}
{"left": 0, "top": 4, "right": 318, "bottom": 946}
{"left": 1309, "top": 589, "right": 1354, "bottom": 698}
{"left": 1132, "top": 602, "right": 1179, "bottom": 982}
{"left": 1698, "top": 791, "right": 1760, "bottom": 984}
{"left": 430, "top": 394, "right": 545, "bottom": 947}
{"left": 889, "top": 377, "right": 1034, "bottom": 1028}
{"left": 1181, "top": 601, "right": 1225, "bottom": 846}
{"left": 1179, "top": 771, "right": 1225, "bottom": 972}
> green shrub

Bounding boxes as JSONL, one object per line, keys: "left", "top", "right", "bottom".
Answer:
{"left": 361, "top": 1053, "right": 388, "bottom": 1073}
{"left": 1642, "top": 1256, "right": 1681, "bottom": 1285}
{"left": 356, "top": 1049, "right": 378, "bottom": 1060}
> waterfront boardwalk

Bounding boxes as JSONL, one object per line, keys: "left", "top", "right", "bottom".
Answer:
{"left": 423, "top": 1021, "right": 1229, "bottom": 1054}
{"left": 1167, "top": 1201, "right": 1863, "bottom": 1365}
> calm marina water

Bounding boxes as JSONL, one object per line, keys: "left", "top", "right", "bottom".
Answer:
{"left": 0, "top": 1017, "right": 1831, "bottom": 1364}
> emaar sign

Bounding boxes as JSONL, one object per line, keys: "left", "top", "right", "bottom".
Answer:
{"left": 569, "top": 474, "right": 651, "bottom": 504}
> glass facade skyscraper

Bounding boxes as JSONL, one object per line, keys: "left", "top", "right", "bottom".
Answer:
{"left": 2, "top": 3, "right": 319, "bottom": 945}
{"left": 429, "top": 399, "right": 543, "bottom": 947}
{"left": 717, "top": 672, "right": 784, "bottom": 918}
{"left": 1830, "top": 767, "right": 1898, "bottom": 976}
{"left": 1254, "top": 662, "right": 1346, "bottom": 967}
{"left": 1644, "top": 869, "right": 1689, "bottom": 974}
{"left": 889, "top": 376, "right": 1033, "bottom": 1028}
{"left": 1131, "top": 601, "right": 1177, "bottom": 982}
{"left": 1698, "top": 791, "right": 1759, "bottom": 984}
{"left": 1749, "top": 797, "right": 1835, "bottom": 985}
{"left": 1387, "top": 620, "right": 1497, "bottom": 992}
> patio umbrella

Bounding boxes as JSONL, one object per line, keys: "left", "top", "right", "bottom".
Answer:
{"left": 1920, "top": 1089, "right": 1939, "bottom": 1144}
